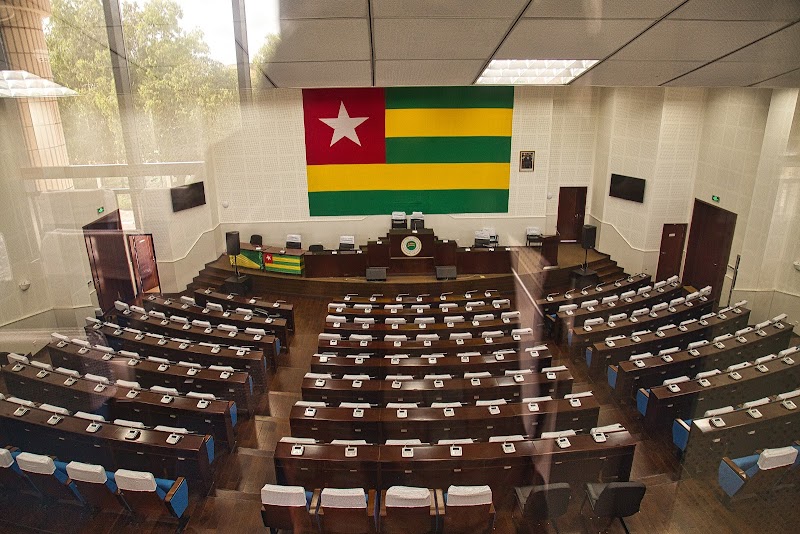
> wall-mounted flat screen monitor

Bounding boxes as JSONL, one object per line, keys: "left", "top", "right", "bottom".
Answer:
{"left": 609, "top": 174, "right": 645, "bottom": 203}
{"left": 170, "top": 182, "right": 206, "bottom": 212}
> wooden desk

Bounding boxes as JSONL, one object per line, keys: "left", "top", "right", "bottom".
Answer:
{"left": 535, "top": 273, "right": 651, "bottom": 316}
{"left": 233, "top": 243, "right": 305, "bottom": 275}
{"left": 568, "top": 296, "right": 715, "bottom": 359}
{"left": 115, "top": 312, "right": 278, "bottom": 368}
{"left": 317, "top": 334, "right": 546, "bottom": 357}
{"left": 301, "top": 370, "right": 573, "bottom": 405}
{"left": 326, "top": 301, "right": 513, "bottom": 322}
{"left": 0, "top": 399, "right": 215, "bottom": 492}
{"left": 142, "top": 294, "right": 289, "bottom": 350}
{"left": 289, "top": 397, "right": 600, "bottom": 443}
{"left": 585, "top": 307, "right": 751, "bottom": 376}
{"left": 457, "top": 247, "right": 513, "bottom": 274}
{"left": 95, "top": 322, "right": 268, "bottom": 388}
{"left": 47, "top": 341, "right": 254, "bottom": 415}
{"left": 275, "top": 432, "right": 637, "bottom": 493}
{"left": 323, "top": 317, "right": 522, "bottom": 340}
{"left": 1, "top": 363, "right": 236, "bottom": 450}
{"left": 681, "top": 399, "right": 800, "bottom": 476}
{"left": 310, "top": 348, "right": 552, "bottom": 378}
{"left": 640, "top": 353, "right": 800, "bottom": 431}
{"left": 194, "top": 288, "right": 294, "bottom": 330}
{"left": 610, "top": 322, "right": 793, "bottom": 401}
{"left": 304, "top": 250, "right": 367, "bottom": 278}
{"left": 340, "top": 290, "right": 509, "bottom": 307}
{"left": 558, "top": 283, "right": 684, "bottom": 342}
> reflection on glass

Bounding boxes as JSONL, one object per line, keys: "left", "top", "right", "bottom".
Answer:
{"left": 120, "top": 0, "right": 238, "bottom": 162}
{"left": 245, "top": 0, "right": 280, "bottom": 89}
{"left": 44, "top": 0, "right": 126, "bottom": 164}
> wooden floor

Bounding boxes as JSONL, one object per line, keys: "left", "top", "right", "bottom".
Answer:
{"left": 1, "top": 245, "right": 798, "bottom": 533}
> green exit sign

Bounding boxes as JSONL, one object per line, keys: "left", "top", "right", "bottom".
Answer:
{"left": 711, "top": 195, "right": 720, "bottom": 203}
{"left": 97, "top": 206, "right": 105, "bottom": 214}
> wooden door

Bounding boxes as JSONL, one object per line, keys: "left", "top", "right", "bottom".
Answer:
{"left": 682, "top": 200, "right": 737, "bottom": 304}
{"left": 556, "top": 187, "right": 587, "bottom": 241}
{"left": 83, "top": 210, "right": 135, "bottom": 313}
{"left": 128, "top": 234, "right": 160, "bottom": 295}
{"left": 656, "top": 223, "right": 688, "bottom": 281}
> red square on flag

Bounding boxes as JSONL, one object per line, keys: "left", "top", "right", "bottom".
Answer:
{"left": 264, "top": 254, "right": 273, "bottom": 264}
{"left": 303, "top": 88, "right": 386, "bottom": 165}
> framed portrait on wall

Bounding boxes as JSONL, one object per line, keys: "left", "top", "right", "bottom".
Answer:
{"left": 520, "top": 151, "right": 535, "bottom": 172}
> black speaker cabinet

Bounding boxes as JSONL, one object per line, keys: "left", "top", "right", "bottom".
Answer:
{"left": 581, "top": 225, "right": 597, "bottom": 250}
{"left": 226, "top": 231, "right": 241, "bottom": 256}
{"left": 366, "top": 267, "right": 387, "bottom": 282}
{"left": 436, "top": 265, "right": 457, "bottom": 280}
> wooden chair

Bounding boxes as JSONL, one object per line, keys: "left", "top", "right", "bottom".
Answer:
{"left": 260, "top": 484, "right": 318, "bottom": 534}
{"left": 66, "top": 461, "right": 125, "bottom": 511}
{"left": 114, "top": 469, "right": 190, "bottom": 521}
{"left": 15, "top": 452, "right": 84, "bottom": 504}
{"left": 440, "top": 485, "right": 495, "bottom": 534}
{"left": 317, "top": 487, "right": 377, "bottom": 534}
{"left": 379, "top": 486, "right": 439, "bottom": 534}
{"left": 719, "top": 446, "right": 798, "bottom": 500}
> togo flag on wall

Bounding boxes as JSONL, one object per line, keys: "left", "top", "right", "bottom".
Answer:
{"left": 302, "top": 86, "right": 514, "bottom": 216}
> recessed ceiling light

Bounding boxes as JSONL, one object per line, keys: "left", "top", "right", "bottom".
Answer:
{"left": 0, "top": 70, "right": 78, "bottom": 98}
{"left": 476, "top": 59, "right": 598, "bottom": 85}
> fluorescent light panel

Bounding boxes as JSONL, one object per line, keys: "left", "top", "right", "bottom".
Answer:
{"left": 0, "top": 70, "right": 78, "bottom": 98}
{"left": 477, "top": 59, "right": 598, "bottom": 85}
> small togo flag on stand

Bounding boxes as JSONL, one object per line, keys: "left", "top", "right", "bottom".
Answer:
{"left": 302, "top": 86, "right": 514, "bottom": 216}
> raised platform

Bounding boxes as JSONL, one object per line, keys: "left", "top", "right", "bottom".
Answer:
{"left": 189, "top": 244, "right": 625, "bottom": 299}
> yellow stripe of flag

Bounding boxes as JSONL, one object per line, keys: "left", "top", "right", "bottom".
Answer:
{"left": 385, "top": 108, "right": 513, "bottom": 138}
{"left": 307, "top": 163, "right": 510, "bottom": 193}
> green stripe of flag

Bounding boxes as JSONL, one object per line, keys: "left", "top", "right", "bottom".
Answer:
{"left": 265, "top": 264, "right": 302, "bottom": 274}
{"left": 269, "top": 256, "right": 302, "bottom": 265}
{"left": 308, "top": 189, "right": 509, "bottom": 216}
{"left": 386, "top": 136, "right": 511, "bottom": 164}
{"left": 385, "top": 87, "right": 514, "bottom": 109}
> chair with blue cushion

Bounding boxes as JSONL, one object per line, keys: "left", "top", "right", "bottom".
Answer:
{"left": 318, "top": 487, "right": 377, "bottom": 534}
{"left": 260, "top": 484, "right": 317, "bottom": 534}
{"left": 718, "top": 446, "right": 798, "bottom": 500}
{"left": 0, "top": 447, "right": 35, "bottom": 494}
{"left": 66, "top": 461, "right": 123, "bottom": 511}
{"left": 15, "top": 452, "right": 84, "bottom": 504}
{"left": 440, "top": 485, "right": 495, "bottom": 534}
{"left": 114, "top": 469, "right": 189, "bottom": 521}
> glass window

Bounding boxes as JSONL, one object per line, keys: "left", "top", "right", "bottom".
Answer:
{"left": 245, "top": 0, "right": 280, "bottom": 89}
{"left": 120, "top": 0, "right": 239, "bottom": 162}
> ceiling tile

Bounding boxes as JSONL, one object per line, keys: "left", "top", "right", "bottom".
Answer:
{"left": 753, "top": 68, "right": 800, "bottom": 87}
{"left": 263, "top": 61, "right": 372, "bottom": 88}
{"left": 373, "top": 0, "right": 529, "bottom": 19}
{"left": 524, "top": 0, "right": 683, "bottom": 19}
{"left": 270, "top": 19, "right": 371, "bottom": 62}
{"left": 613, "top": 20, "right": 786, "bottom": 60}
{"left": 279, "top": 0, "right": 368, "bottom": 19}
{"left": 669, "top": 0, "right": 800, "bottom": 21}
{"left": 571, "top": 60, "right": 704, "bottom": 86}
{"left": 374, "top": 18, "right": 510, "bottom": 60}
{"left": 666, "top": 60, "right": 800, "bottom": 86}
{"left": 497, "top": 19, "right": 652, "bottom": 60}
{"left": 719, "top": 23, "right": 800, "bottom": 64}
{"left": 375, "top": 59, "right": 486, "bottom": 86}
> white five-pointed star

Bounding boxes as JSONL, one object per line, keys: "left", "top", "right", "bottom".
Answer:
{"left": 319, "top": 101, "right": 369, "bottom": 147}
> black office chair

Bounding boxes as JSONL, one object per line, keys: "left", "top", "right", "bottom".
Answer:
{"left": 581, "top": 481, "right": 646, "bottom": 534}
{"left": 308, "top": 244, "right": 324, "bottom": 253}
{"left": 250, "top": 234, "right": 263, "bottom": 246}
{"left": 513, "top": 483, "right": 571, "bottom": 534}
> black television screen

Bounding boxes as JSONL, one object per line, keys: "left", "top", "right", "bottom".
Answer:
{"left": 170, "top": 181, "right": 206, "bottom": 212}
{"left": 609, "top": 174, "right": 645, "bottom": 203}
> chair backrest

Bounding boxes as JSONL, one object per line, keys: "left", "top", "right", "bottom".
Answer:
{"left": 320, "top": 487, "right": 372, "bottom": 534}
{"left": 249, "top": 234, "right": 263, "bottom": 246}
{"left": 261, "top": 484, "right": 313, "bottom": 532}
{"left": 309, "top": 244, "right": 324, "bottom": 252}
{"left": 16, "top": 452, "right": 82, "bottom": 503}
{"left": 383, "top": 486, "right": 432, "bottom": 534}
{"left": 339, "top": 235, "right": 355, "bottom": 250}
{"left": 522, "top": 483, "right": 571, "bottom": 521}
{"left": 592, "top": 482, "right": 646, "bottom": 518}
{"left": 444, "top": 485, "right": 494, "bottom": 533}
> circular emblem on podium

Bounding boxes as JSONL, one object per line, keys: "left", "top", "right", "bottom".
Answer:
{"left": 401, "top": 236, "right": 422, "bottom": 257}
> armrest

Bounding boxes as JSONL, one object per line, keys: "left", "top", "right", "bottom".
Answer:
{"left": 721, "top": 458, "right": 747, "bottom": 480}
{"left": 434, "top": 488, "right": 445, "bottom": 516}
{"left": 310, "top": 488, "right": 321, "bottom": 516}
{"left": 379, "top": 490, "right": 387, "bottom": 518}
{"left": 165, "top": 477, "right": 187, "bottom": 502}
{"left": 367, "top": 489, "right": 376, "bottom": 517}
{"left": 675, "top": 418, "right": 691, "bottom": 432}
